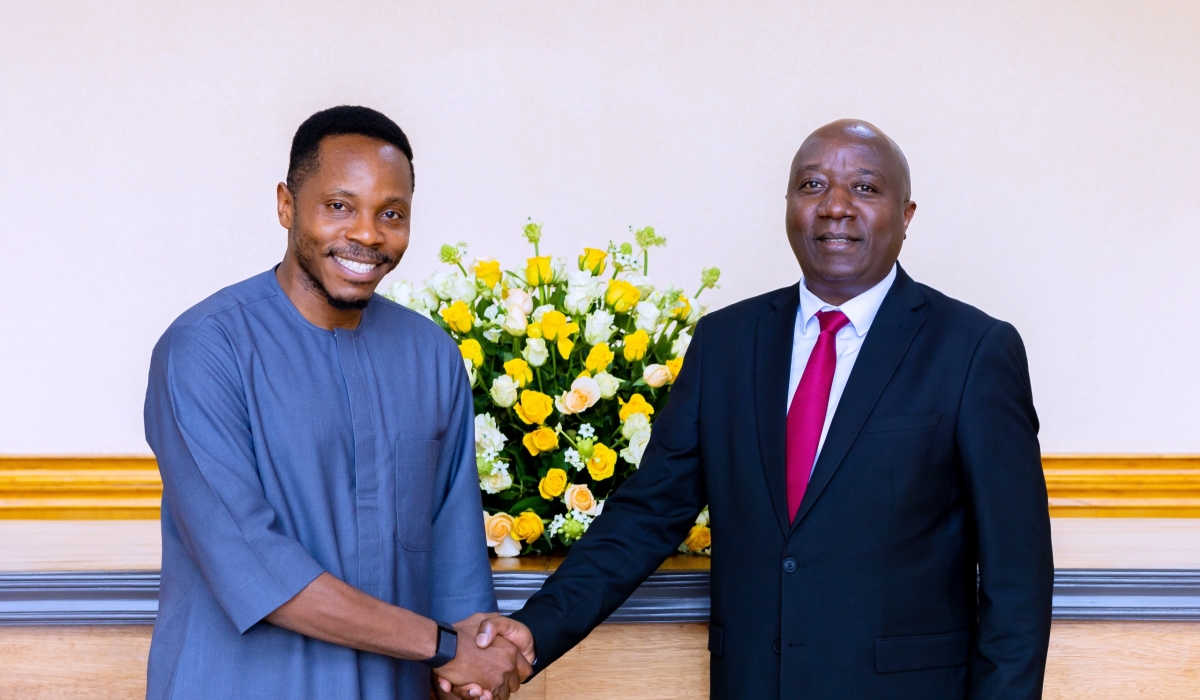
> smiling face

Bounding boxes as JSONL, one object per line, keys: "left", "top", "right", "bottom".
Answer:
{"left": 784, "top": 121, "right": 917, "bottom": 305}
{"left": 276, "top": 133, "right": 413, "bottom": 328}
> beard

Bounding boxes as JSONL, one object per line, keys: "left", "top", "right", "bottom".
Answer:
{"left": 292, "top": 222, "right": 392, "bottom": 312}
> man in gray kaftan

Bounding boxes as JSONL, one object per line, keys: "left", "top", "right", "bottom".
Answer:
{"left": 142, "top": 106, "right": 512, "bottom": 700}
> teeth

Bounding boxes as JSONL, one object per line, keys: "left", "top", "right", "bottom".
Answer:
{"left": 335, "top": 257, "right": 378, "bottom": 274}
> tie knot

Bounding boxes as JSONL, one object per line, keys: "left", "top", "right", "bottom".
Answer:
{"left": 816, "top": 309, "right": 850, "bottom": 335}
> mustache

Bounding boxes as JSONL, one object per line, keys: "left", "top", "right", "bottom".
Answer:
{"left": 326, "top": 244, "right": 393, "bottom": 266}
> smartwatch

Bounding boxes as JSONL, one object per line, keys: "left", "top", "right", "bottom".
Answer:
{"left": 423, "top": 620, "right": 458, "bottom": 668}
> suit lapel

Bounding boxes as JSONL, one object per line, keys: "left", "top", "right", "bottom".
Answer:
{"left": 789, "top": 266, "right": 928, "bottom": 532}
{"left": 754, "top": 285, "right": 799, "bottom": 537}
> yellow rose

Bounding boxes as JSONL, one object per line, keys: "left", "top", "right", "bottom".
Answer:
{"left": 527, "top": 321, "right": 543, "bottom": 339}
{"left": 669, "top": 293, "right": 692, "bottom": 321}
{"left": 605, "top": 279, "right": 641, "bottom": 313}
{"left": 558, "top": 336, "right": 575, "bottom": 359}
{"left": 504, "top": 358, "right": 533, "bottom": 387}
{"left": 586, "top": 443, "right": 617, "bottom": 481}
{"left": 585, "top": 343, "right": 615, "bottom": 373}
{"left": 439, "top": 301, "right": 474, "bottom": 333}
{"left": 484, "top": 511, "right": 515, "bottom": 547}
{"left": 683, "top": 524, "right": 712, "bottom": 552}
{"left": 526, "top": 256, "right": 553, "bottom": 285}
{"left": 539, "top": 467, "right": 569, "bottom": 499}
{"left": 512, "top": 511, "right": 544, "bottom": 544}
{"left": 515, "top": 390, "right": 554, "bottom": 425}
{"left": 666, "top": 357, "right": 683, "bottom": 382}
{"left": 472, "top": 259, "right": 503, "bottom": 289}
{"left": 540, "top": 311, "right": 567, "bottom": 340}
{"left": 564, "top": 483, "right": 601, "bottom": 515}
{"left": 622, "top": 329, "right": 650, "bottom": 362}
{"left": 579, "top": 247, "right": 608, "bottom": 275}
{"left": 619, "top": 393, "right": 655, "bottom": 422}
{"left": 522, "top": 427, "right": 560, "bottom": 456}
{"left": 459, "top": 339, "right": 484, "bottom": 368}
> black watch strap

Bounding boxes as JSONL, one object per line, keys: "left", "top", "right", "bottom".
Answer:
{"left": 423, "top": 620, "right": 458, "bottom": 668}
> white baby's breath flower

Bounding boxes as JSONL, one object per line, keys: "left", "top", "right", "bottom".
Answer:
{"left": 490, "top": 375, "right": 519, "bottom": 407}
{"left": 577, "top": 423, "right": 596, "bottom": 439}
{"left": 593, "top": 372, "right": 621, "bottom": 399}
{"left": 564, "top": 448, "right": 584, "bottom": 471}
{"left": 620, "top": 428, "right": 651, "bottom": 467}
{"left": 523, "top": 338, "right": 550, "bottom": 367}
{"left": 547, "top": 514, "right": 568, "bottom": 538}
{"left": 584, "top": 309, "right": 616, "bottom": 346}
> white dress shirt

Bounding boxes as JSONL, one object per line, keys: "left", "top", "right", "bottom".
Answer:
{"left": 788, "top": 264, "right": 897, "bottom": 472}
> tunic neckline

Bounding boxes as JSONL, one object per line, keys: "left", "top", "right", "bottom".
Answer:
{"left": 267, "top": 265, "right": 374, "bottom": 338}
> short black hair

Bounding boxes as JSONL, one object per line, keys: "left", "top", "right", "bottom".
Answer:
{"left": 287, "top": 105, "right": 414, "bottom": 191}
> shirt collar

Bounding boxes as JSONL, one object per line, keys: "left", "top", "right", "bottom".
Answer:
{"left": 797, "top": 263, "right": 897, "bottom": 338}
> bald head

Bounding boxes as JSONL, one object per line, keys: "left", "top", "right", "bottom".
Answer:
{"left": 784, "top": 119, "right": 918, "bottom": 305}
{"left": 794, "top": 119, "right": 912, "bottom": 202}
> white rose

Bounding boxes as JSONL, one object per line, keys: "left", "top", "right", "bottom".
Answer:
{"left": 594, "top": 371, "right": 621, "bottom": 399}
{"left": 483, "top": 327, "right": 503, "bottom": 343}
{"left": 531, "top": 304, "right": 556, "bottom": 322}
{"left": 426, "top": 270, "right": 458, "bottom": 300}
{"left": 464, "top": 363, "right": 477, "bottom": 387}
{"left": 634, "top": 301, "right": 661, "bottom": 332}
{"left": 490, "top": 375, "right": 519, "bottom": 407}
{"left": 451, "top": 276, "right": 478, "bottom": 304}
{"left": 504, "top": 288, "right": 534, "bottom": 315}
{"left": 550, "top": 257, "right": 567, "bottom": 282}
{"left": 494, "top": 535, "right": 522, "bottom": 557}
{"left": 501, "top": 306, "right": 528, "bottom": 336}
{"left": 671, "top": 330, "right": 692, "bottom": 358}
{"left": 621, "top": 412, "right": 650, "bottom": 438}
{"left": 386, "top": 280, "right": 415, "bottom": 306}
{"left": 563, "top": 286, "right": 593, "bottom": 315}
{"left": 621, "top": 273, "right": 655, "bottom": 298}
{"left": 686, "top": 303, "right": 706, "bottom": 325}
{"left": 555, "top": 376, "right": 602, "bottom": 415}
{"left": 481, "top": 465, "right": 513, "bottom": 494}
{"left": 522, "top": 338, "right": 549, "bottom": 367}
{"left": 565, "top": 268, "right": 595, "bottom": 287}
{"left": 584, "top": 309, "right": 616, "bottom": 346}
{"left": 620, "top": 428, "right": 651, "bottom": 467}
{"left": 474, "top": 414, "right": 507, "bottom": 456}
{"left": 643, "top": 363, "right": 672, "bottom": 388}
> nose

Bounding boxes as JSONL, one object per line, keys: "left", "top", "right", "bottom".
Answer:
{"left": 815, "top": 185, "right": 855, "bottom": 220}
{"left": 344, "top": 215, "right": 386, "bottom": 248}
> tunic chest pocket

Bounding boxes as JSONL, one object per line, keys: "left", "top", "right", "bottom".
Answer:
{"left": 396, "top": 439, "right": 441, "bottom": 552}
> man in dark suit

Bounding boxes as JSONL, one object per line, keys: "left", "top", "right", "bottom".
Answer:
{"left": 452, "top": 119, "right": 1054, "bottom": 699}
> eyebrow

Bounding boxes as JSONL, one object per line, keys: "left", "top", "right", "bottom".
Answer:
{"left": 325, "top": 189, "right": 410, "bottom": 206}
{"left": 795, "top": 165, "right": 889, "bottom": 181}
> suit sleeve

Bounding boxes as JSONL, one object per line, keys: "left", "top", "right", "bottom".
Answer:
{"left": 145, "top": 324, "right": 325, "bottom": 634}
{"left": 958, "top": 321, "right": 1054, "bottom": 700}
{"left": 510, "top": 320, "right": 710, "bottom": 671}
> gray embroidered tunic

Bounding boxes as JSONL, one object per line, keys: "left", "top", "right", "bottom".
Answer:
{"left": 144, "top": 269, "right": 495, "bottom": 699}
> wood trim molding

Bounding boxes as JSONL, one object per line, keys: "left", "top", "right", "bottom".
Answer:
{"left": 1, "top": 455, "right": 1197, "bottom": 519}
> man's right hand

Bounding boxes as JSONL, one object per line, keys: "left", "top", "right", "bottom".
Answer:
{"left": 433, "top": 614, "right": 529, "bottom": 700}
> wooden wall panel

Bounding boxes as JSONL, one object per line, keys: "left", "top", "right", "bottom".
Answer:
{"left": 4, "top": 455, "right": 1198, "bottom": 519}
{"left": 4, "top": 622, "right": 1198, "bottom": 699}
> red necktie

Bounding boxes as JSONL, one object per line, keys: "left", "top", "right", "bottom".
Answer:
{"left": 786, "top": 309, "right": 850, "bottom": 522}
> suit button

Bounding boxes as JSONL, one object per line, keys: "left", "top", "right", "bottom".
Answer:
{"left": 782, "top": 557, "right": 797, "bottom": 573}
{"left": 773, "top": 639, "right": 781, "bottom": 654}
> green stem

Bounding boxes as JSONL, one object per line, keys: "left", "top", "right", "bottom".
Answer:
{"left": 694, "top": 285, "right": 707, "bottom": 299}
{"left": 643, "top": 250, "right": 649, "bottom": 276}
{"left": 456, "top": 262, "right": 469, "bottom": 276}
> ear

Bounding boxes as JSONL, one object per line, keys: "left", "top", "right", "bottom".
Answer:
{"left": 901, "top": 200, "right": 917, "bottom": 231}
{"left": 277, "top": 182, "right": 295, "bottom": 229}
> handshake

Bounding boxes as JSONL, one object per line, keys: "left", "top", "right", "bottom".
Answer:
{"left": 432, "top": 614, "right": 535, "bottom": 700}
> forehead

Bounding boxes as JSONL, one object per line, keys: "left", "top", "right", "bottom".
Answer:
{"left": 309, "top": 134, "right": 413, "bottom": 191}
{"left": 793, "top": 137, "right": 891, "bottom": 176}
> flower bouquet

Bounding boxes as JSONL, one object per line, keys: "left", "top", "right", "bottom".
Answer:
{"left": 386, "top": 223, "right": 719, "bottom": 557}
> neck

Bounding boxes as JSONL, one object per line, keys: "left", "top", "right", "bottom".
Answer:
{"left": 276, "top": 258, "right": 364, "bottom": 330}
{"left": 801, "top": 266, "right": 892, "bottom": 307}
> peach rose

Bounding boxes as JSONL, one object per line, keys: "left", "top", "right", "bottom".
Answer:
{"left": 564, "top": 483, "right": 602, "bottom": 516}
{"left": 555, "top": 376, "right": 601, "bottom": 415}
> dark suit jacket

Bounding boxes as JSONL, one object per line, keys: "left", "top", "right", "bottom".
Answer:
{"left": 511, "top": 265, "right": 1054, "bottom": 699}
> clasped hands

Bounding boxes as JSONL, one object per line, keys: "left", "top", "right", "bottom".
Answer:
{"left": 432, "top": 614, "right": 535, "bottom": 700}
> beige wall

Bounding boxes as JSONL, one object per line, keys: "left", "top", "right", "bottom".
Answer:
{"left": 1, "top": 1, "right": 1197, "bottom": 454}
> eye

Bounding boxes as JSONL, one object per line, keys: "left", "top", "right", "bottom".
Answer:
{"left": 853, "top": 184, "right": 877, "bottom": 193}
{"left": 382, "top": 210, "right": 404, "bottom": 221}
{"left": 329, "top": 202, "right": 347, "bottom": 211}
{"left": 800, "top": 179, "right": 824, "bottom": 190}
